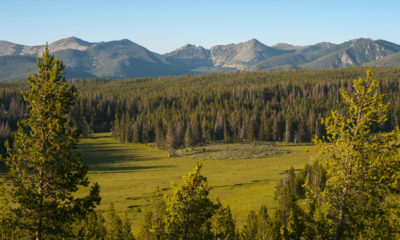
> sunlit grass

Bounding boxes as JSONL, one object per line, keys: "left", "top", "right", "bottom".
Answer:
{"left": 77, "top": 132, "right": 310, "bottom": 231}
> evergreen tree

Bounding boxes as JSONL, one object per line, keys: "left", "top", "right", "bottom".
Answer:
{"left": 272, "top": 117, "right": 279, "bottom": 142}
{"left": 271, "top": 167, "right": 305, "bottom": 239}
{"left": 2, "top": 45, "right": 100, "bottom": 239}
{"left": 241, "top": 210, "right": 258, "bottom": 240}
{"left": 210, "top": 203, "right": 236, "bottom": 240}
{"left": 155, "top": 120, "right": 164, "bottom": 149}
{"left": 284, "top": 118, "right": 291, "bottom": 143}
{"left": 107, "top": 203, "right": 135, "bottom": 240}
{"left": 138, "top": 187, "right": 167, "bottom": 240}
{"left": 185, "top": 122, "right": 194, "bottom": 148}
{"left": 309, "top": 69, "right": 400, "bottom": 239}
{"left": 132, "top": 121, "right": 140, "bottom": 143}
{"left": 256, "top": 205, "right": 272, "bottom": 240}
{"left": 165, "top": 124, "right": 177, "bottom": 157}
{"left": 165, "top": 163, "right": 216, "bottom": 239}
{"left": 73, "top": 212, "right": 107, "bottom": 240}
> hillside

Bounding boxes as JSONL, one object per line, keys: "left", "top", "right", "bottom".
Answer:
{"left": 365, "top": 52, "right": 400, "bottom": 66}
{"left": 0, "top": 37, "right": 186, "bottom": 80}
{"left": 1, "top": 37, "right": 400, "bottom": 81}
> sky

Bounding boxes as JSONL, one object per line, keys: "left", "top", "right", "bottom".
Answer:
{"left": 1, "top": 0, "right": 400, "bottom": 54}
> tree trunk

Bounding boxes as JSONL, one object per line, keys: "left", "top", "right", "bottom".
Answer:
{"left": 36, "top": 171, "right": 44, "bottom": 240}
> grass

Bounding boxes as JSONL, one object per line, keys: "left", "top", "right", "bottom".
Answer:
{"left": 77, "top": 132, "right": 310, "bottom": 230}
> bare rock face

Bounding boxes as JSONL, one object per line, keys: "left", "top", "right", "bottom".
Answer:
{"left": 46, "top": 37, "right": 93, "bottom": 52}
{"left": 164, "top": 44, "right": 213, "bottom": 69}
{"left": 0, "top": 41, "right": 19, "bottom": 56}
{"left": 209, "top": 39, "right": 287, "bottom": 70}
{"left": 166, "top": 44, "right": 210, "bottom": 59}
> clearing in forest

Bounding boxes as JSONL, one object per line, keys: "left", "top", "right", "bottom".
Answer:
{"left": 78, "top": 132, "right": 309, "bottom": 228}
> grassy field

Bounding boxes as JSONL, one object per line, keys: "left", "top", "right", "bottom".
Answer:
{"left": 78, "top": 132, "right": 310, "bottom": 230}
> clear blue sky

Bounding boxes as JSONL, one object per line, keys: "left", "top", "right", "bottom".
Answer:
{"left": 1, "top": 0, "right": 399, "bottom": 53}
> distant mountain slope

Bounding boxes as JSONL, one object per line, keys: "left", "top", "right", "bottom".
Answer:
{"left": 0, "top": 41, "right": 41, "bottom": 56}
{"left": 164, "top": 39, "right": 290, "bottom": 72}
{"left": 255, "top": 38, "right": 400, "bottom": 70}
{"left": 0, "top": 55, "right": 37, "bottom": 81}
{"left": 209, "top": 39, "right": 288, "bottom": 70}
{"left": 272, "top": 42, "right": 336, "bottom": 54}
{"left": 45, "top": 37, "right": 94, "bottom": 53}
{"left": 1, "top": 37, "right": 400, "bottom": 81}
{"left": 253, "top": 53, "right": 307, "bottom": 70}
{"left": 301, "top": 38, "right": 400, "bottom": 69}
{"left": 365, "top": 52, "right": 400, "bottom": 66}
{"left": 164, "top": 44, "right": 213, "bottom": 70}
{"left": 0, "top": 37, "right": 187, "bottom": 80}
{"left": 81, "top": 39, "right": 185, "bottom": 78}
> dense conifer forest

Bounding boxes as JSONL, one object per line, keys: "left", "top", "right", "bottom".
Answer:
{"left": 1, "top": 67, "right": 400, "bottom": 153}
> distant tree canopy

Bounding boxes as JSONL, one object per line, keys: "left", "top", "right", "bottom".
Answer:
{"left": 1, "top": 67, "right": 400, "bottom": 153}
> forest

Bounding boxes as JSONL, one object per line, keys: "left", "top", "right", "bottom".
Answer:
{"left": 0, "top": 48, "right": 400, "bottom": 239}
{"left": 1, "top": 67, "right": 400, "bottom": 153}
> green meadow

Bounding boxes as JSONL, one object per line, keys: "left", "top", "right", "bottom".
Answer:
{"left": 78, "top": 132, "right": 310, "bottom": 229}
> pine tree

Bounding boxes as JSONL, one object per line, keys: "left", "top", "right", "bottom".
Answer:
{"left": 132, "top": 121, "right": 140, "bottom": 143}
{"left": 165, "top": 163, "right": 215, "bottom": 239}
{"left": 241, "top": 210, "right": 258, "bottom": 240}
{"left": 271, "top": 167, "right": 305, "bottom": 239}
{"left": 256, "top": 205, "right": 272, "bottom": 240}
{"left": 284, "top": 118, "right": 291, "bottom": 143}
{"left": 138, "top": 187, "right": 167, "bottom": 240}
{"left": 72, "top": 212, "right": 107, "bottom": 240}
{"left": 165, "top": 124, "right": 177, "bottom": 157}
{"left": 210, "top": 203, "right": 236, "bottom": 240}
{"left": 184, "top": 123, "right": 194, "bottom": 148}
{"left": 310, "top": 69, "right": 400, "bottom": 239}
{"left": 155, "top": 120, "right": 164, "bottom": 149}
{"left": 107, "top": 203, "right": 135, "bottom": 240}
{"left": 2, "top": 45, "right": 101, "bottom": 239}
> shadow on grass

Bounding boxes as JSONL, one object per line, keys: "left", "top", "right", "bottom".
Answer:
{"left": 211, "top": 178, "right": 273, "bottom": 190}
{"left": 79, "top": 141, "right": 163, "bottom": 166}
{"left": 88, "top": 164, "right": 173, "bottom": 172}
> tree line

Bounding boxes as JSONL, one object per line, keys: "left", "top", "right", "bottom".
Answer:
{"left": 1, "top": 67, "right": 400, "bottom": 154}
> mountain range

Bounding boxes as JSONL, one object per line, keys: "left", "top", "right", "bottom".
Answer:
{"left": 1, "top": 37, "right": 400, "bottom": 81}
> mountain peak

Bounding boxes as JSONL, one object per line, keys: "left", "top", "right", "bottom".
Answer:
{"left": 119, "top": 39, "right": 134, "bottom": 44}
{"left": 243, "top": 38, "right": 264, "bottom": 47}
{"left": 178, "top": 44, "right": 206, "bottom": 51}
{"left": 164, "top": 43, "right": 209, "bottom": 60}
{"left": 348, "top": 38, "right": 374, "bottom": 44}
{"left": 51, "top": 36, "right": 92, "bottom": 45}
{"left": 247, "top": 38, "right": 260, "bottom": 43}
{"left": 48, "top": 36, "right": 93, "bottom": 52}
{"left": 272, "top": 43, "right": 298, "bottom": 50}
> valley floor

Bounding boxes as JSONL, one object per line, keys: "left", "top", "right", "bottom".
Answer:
{"left": 77, "top": 132, "right": 309, "bottom": 230}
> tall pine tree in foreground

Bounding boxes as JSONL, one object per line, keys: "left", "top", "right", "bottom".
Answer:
{"left": 309, "top": 68, "right": 400, "bottom": 239}
{"left": 2, "top": 45, "right": 100, "bottom": 239}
